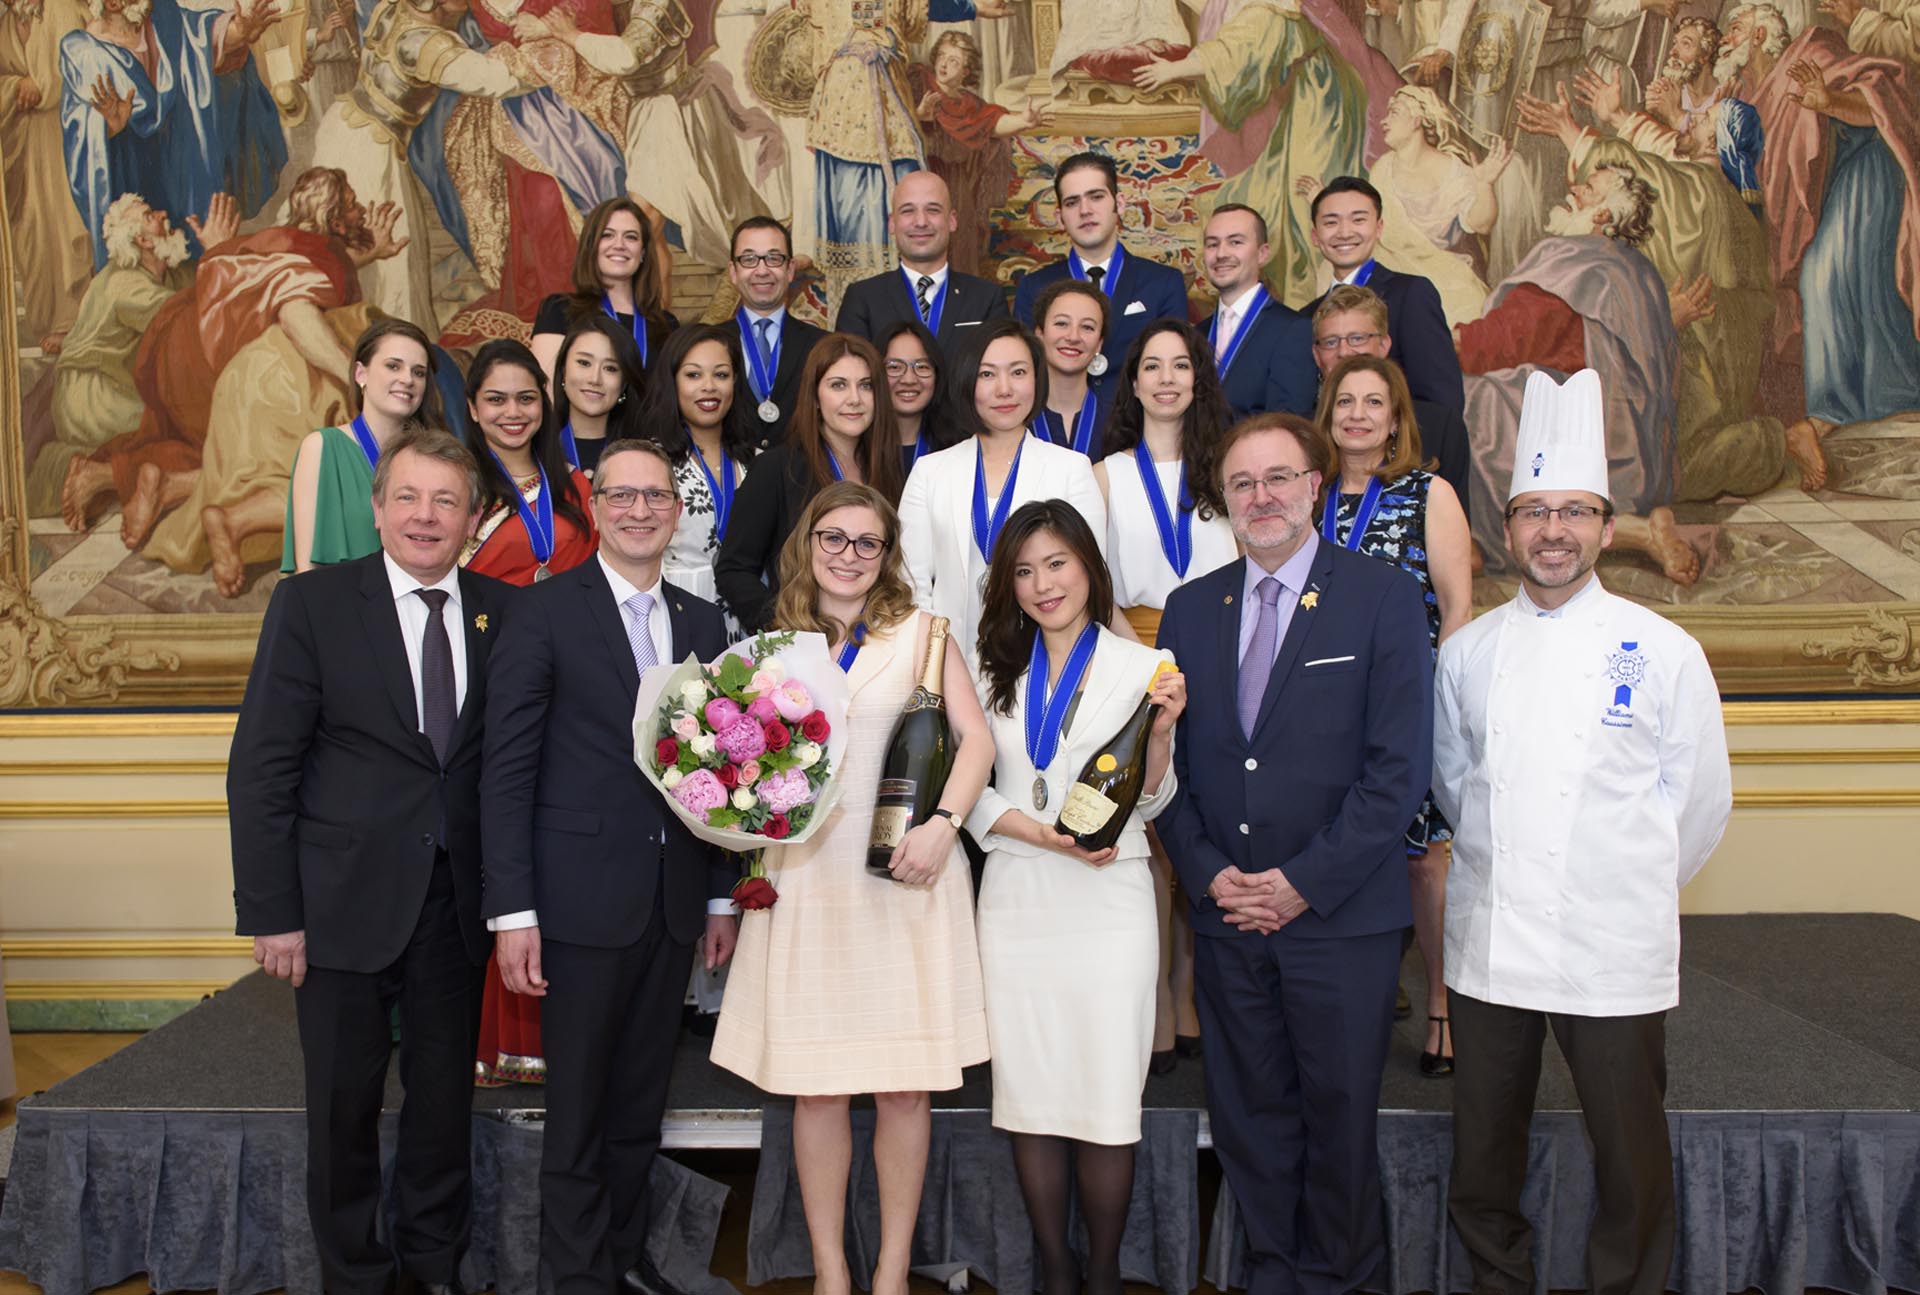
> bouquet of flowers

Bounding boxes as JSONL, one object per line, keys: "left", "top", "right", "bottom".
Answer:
{"left": 633, "top": 631, "right": 853, "bottom": 908}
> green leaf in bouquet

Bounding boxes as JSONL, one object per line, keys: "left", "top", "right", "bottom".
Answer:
{"left": 714, "top": 652, "right": 756, "bottom": 697}
{"left": 749, "top": 631, "right": 797, "bottom": 664}
{"left": 707, "top": 805, "right": 745, "bottom": 829}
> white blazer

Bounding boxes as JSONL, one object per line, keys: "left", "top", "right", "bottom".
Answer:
{"left": 966, "top": 628, "right": 1176, "bottom": 864}
{"left": 898, "top": 436, "right": 1108, "bottom": 661}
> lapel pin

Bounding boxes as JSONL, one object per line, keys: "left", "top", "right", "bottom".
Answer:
{"left": 474, "top": 613, "right": 490, "bottom": 633}
{"left": 1224, "top": 594, "right": 1234, "bottom": 605}
{"left": 1301, "top": 591, "right": 1319, "bottom": 610}
{"left": 674, "top": 602, "right": 684, "bottom": 613}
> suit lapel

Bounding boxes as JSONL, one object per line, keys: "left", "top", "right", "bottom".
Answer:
{"left": 581, "top": 559, "right": 642, "bottom": 702}
{"left": 357, "top": 555, "right": 438, "bottom": 764}
{"left": 449, "top": 570, "right": 493, "bottom": 757}
{"left": 662, "top": 580, "right": 703, "bottom": 663}
{"left": 936, "top": 275, "right": 960, "bottom": 346}
{"left": 845, "top": 616, "right": 897, "bottom": 700}
{"left": 1252, "top": 540, "right": 1337, "bottom": 738}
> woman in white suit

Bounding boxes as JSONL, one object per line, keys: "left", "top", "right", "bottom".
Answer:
{"left": 967, "top": 499, "right": 1187, "bottom": 1295}
{"left": 898, "top": 319, "right": 1107, "bottom": 661}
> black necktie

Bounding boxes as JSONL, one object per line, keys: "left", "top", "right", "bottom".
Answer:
{"left": 417, "top": 587, "right": 455, "bottom": 765}
{"left": 916, "top": 274, "right": 934, "bottom": 320}
{"left": 1087, "top": 265, "right": 1106, "bottom": 294}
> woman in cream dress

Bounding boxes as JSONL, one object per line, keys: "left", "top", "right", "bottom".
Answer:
{"left": 967, "top": 499, "right": 1185, "bottom": 1295}
{"left": 713, "top": 481, "right": 995, "bottom": 1295}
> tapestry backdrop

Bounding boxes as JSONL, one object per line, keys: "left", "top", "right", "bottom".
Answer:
{"left": 4, "top": 0, "right": 1920, "bottom": 703}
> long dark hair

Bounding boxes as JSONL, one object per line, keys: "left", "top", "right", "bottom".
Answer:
{"left": 975, "top": 500, "right": 1116, "bottom": 717}
{"left": 349, "top": 317, "right": 447, "bottom": 428}
{"left": 636, "top": 322, "right": 759, "bottom": 464}
{"left": 566, "top": 197, "right": 670, "bottom": 324}
{"left": 1103, "top": 319, "right": 1233, "bottom": 521}
{"left": 875, "top": 317, "right": 955, "bottom": 449}
{"left": 943, "top": 318, "right": 1050, "bottom": 445}
{"left": 787, "top": 332, "right": 903, "bottom": 504}
{"left": 462, "top": 338, "right": 590, "bottom": 535}
{"left": 552, "top": 313, "right": 649, "bottom": 443}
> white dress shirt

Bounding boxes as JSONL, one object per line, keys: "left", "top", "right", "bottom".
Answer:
{"left": 900, "top": 262, "right": 950, "bottom": 308}
{"left": 1432, "top": 574, "right": 1733, "bottom": 1016}
{"left": 384, "top": 552, "right": 468, "bottom": 728}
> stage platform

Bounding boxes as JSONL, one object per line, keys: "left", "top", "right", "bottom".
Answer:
{"left": 2, "top": 915, "right": 1918, "bottom": 1295}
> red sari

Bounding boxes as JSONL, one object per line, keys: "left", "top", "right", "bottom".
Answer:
{"left": 466, "top": 467, "right": 597, "bottom": 1085}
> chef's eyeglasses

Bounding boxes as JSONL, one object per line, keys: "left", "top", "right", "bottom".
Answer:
{"left": 813, "top": 529, "right": 888, "bottom": 560}
{"left": 1504, "top": 503, "right": 1613, "bottom": 526}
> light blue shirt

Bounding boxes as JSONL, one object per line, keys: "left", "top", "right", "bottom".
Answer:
{"left": 1238, "top": 531, "right": 1320, "bottom": 667}
{"left": 741, "top": 305, "right": 786, "bottom": 355}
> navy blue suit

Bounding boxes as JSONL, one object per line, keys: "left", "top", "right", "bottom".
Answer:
{"left": 1031, "top": 386, "right": 1111, "bottom": 459}
{"left": 1308, "top": 263, "right": 1464, "bottom": 415}
{"left": 1200, "top": 294, "right": 1318, "bottom": 419}
{"left": 1156, "top": 540, "right": 1432, "bottom": 1295}
{"left": 1013, "top": 245, "right": 1188, "bottom": 400}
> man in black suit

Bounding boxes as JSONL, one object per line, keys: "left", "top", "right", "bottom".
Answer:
{"left": 1311, "top": 283, "right": 1471, "bottom": 521}
{"left": 230, "top": 427, "right": 511, "bottom": 1295}
{"left": 1305, "top": 177, "right": 1466, "bottom": 415}
{"left": 1012, "top": 151, "right": 1189, "bottom": 400}
{"left": 727, "top": 216, "right": 825, "bottom": 449}
{"left": 834, "top": 170, "right": 1009, "bottom": 355}
{"left": 1197, "top": 204, "right": 1317, "bottom": 419}
{"left": 484, "top": 438, "right": 736, "bottom": 1295}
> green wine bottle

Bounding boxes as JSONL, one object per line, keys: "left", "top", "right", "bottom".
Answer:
{"left": 867, "top": 617, "right": 954, "bottom": 878}
{"left": 1054, "top": 660, "right": 1176, "bottom": 852}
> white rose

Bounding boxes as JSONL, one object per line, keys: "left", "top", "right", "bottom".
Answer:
{"left": 689, "top": 733, "right": 717, "bottom": 758}
{"left": 679, "top": 679, "right": 710, "bottom": 707}
{"left": 662, "top": 768, "right": 685, "bottom": 789}
{"left": 791, "top": 740, "right": 821, "bottom": 770}
{"left": 731, "top": 787, "right": 756, "bottom": 811}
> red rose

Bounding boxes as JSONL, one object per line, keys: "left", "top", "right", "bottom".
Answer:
{"left": 800, "top": 710, "right": 831, "bottom": 743}
{"left": 732, "top": 875, "right": 780, "bottom": 909}
{"left": 655, "top": 738, "right": 679, "bottom": 766}
{"left": 716, "top": 763, "right": 739, "bottom": 789}
{"left": 764, "top": 720, "right": 792, "bottom": 752}
{"left": 762, "top": 812, "right": 792, "bottom": 840}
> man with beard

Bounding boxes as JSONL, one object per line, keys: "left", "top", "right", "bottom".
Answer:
{"left": 58, "top": 0, "right": 287, "bottom": 267}
{"left": 1521, "top": 75, "right": 1796, "bottom": 500}
{"left": 0, "top": 0, "right": 92, "bottom": 349}
{"left": 34, "top": 192, "right": 233, "bottom": 521}
{"left": 1451, "top": 165, "right": 1704, "bottom": 586}
{"left": 61, "top": 168, "right": 403, "bottom": 555}
{"left": 1434, "top": 368, "right": 1730, "bottom": 1295}
{"left": 1641, "top": 16, "right": 1724, "bottom": 133}
{"left": 1721, "top": 0, "right": 1920, "bottom": 485}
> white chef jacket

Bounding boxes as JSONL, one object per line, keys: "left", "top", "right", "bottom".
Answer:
{"left": 1432, "top": 575, "right": 1732, "bottom": 1017}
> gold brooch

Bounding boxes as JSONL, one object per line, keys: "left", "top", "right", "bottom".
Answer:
{"left": 1301, "top": 591, "right": 1320, "bottom": 610}
{"left": 474, "top": 614, "right": 490, "bottom": 633}
{"left": 1224, "top": 594, "right": 1234, "bottom": 605}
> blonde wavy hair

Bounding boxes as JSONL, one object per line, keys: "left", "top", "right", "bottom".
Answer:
{"left": 772, "top": 482, "right": 917, "bottom": 647}
{"left": 1390, "top": 85, "right": 1479, "bottom": 166}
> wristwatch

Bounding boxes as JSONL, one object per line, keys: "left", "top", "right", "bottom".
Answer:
{"left": 929, "top": 808, "right": 959, "bottom": 829}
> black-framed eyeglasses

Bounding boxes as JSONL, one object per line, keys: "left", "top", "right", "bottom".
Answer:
{"left": 732, "top": 251, "right": 790, "bottom": 269}
{"left": 1504, "top": 503, "right": 1610, "bottom": 525}
{"left": 594, "top": 485, "right": 678, "bottom": 511}
{"left": 1225, "top": 467, "right": 1311, "bottom": 499}
{"left": 813, "top": 528, "right": 887, "bottom": 560}
{"left": 884, "top": 359, "right": 935, "bottom": 378}
{"left": 1312, "top": 331, "right": 1385, "bottom": 352}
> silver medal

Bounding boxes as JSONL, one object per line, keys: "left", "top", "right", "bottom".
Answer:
{"left": 1087, "top": 352, "right": 1108, "bottom": 378}
{"left": 1032, "top": 775, "right": 1048, "bottom": 811}
{"left": 533, "top": 563, "right": 551, "bottom": 582}
{"left": 758, "top": 399, "right": 780, "bottom": 423}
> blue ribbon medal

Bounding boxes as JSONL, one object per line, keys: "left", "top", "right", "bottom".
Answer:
{"left": 971, "top": 435, "right": 1025, "bottom": 562}
{"left": 1134, "top": 442, "right": 1194, "bottom": 576}
{"left": 1209, "top": 285, "right": 1270, "bottom": 378}
{"left": 350, "top": 414, "right": 380, "bottom": 469}
{"left": 736, "top": 308, "right": 783, "bottom": 424}
{"left": 1321, "top": 475, "right": 1385, "bottom": 551}
{"left": 905, "top": 267, "right": 950, "bottom": 335}
{"left": 490, "top": 450, "right": 557, "bottom": 580}
{"left": 838, "top": 620, "right": 867, "bottom": 673}
{"left": 689, "top": 438, "right": 736, "bottom": 541}
{"left": 559, "top": 423, "right": 580, "bottom": 471}
{"left": 1032, "top": 390, "right": 1100, "bottom": 456}
{"left": 601, "top": 296, "right": 648, "bottom": 368}
{"left": 1024, "top": 620, "right": 1100, "bottom": 810}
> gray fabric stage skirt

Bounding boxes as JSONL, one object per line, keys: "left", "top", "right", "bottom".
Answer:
{"left": 0, "top": 1112, "right": 735, "bottom": 1295}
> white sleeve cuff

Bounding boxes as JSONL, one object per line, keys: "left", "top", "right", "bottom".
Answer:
{"left": 708, "top": 898, "right": 740, "bottom": 916}
{"left": 487, "top": 909, "right": 538, "bottom": 931}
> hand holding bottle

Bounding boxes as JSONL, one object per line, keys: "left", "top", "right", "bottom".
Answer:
{"left": 1148, "top": 667, "right": 1186, "bottom": 739}
{"left": 994, "top": 809, "right": 1120, "bottom": 866}
{"left": 886, "top": 816, "right": 956, "bottom": 886}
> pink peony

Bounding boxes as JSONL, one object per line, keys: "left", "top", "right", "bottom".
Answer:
{"left": 717, "top": 715, "right": 767, "bottom": 762}
{"left": 755, "top": 766, "right": 816, "bottom": 814}
{"left": 704, "top": 697, "right": 743, "bottom": 730}
{"left": 670, "top": 768, "right": 728, "bottom": 816}
{"left": 746, "top": 696, "right": 780, "bottom": 724}
{"left": 769, "top": 679, "right": 814, "bottom": 721}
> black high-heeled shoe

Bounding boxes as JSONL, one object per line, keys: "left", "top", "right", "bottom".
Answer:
{"left": 1174, "top": 1034, "right": 1202, "bottom": 1060}
{"left": 1420, "top": 1015, "right": 1454, "bottom": 1077}
{"left": 1149, "top": 1049, "right": 1177, "bottom": 1076}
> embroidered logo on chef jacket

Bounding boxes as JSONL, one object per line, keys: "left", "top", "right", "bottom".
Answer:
{"left": 1603, "top": 641, "right": 1644, "bottom": 728}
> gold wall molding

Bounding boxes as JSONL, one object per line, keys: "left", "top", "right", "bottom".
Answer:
{"left": 1721, "top": 700, "right": 1920, "bottom": 725}
{"left": 0, "top": 759, "right": 229, "bottom": 776}
{"left": 3, "top": 938, "right": 251, "bottom": 959}
{"left": 1731, "top": 748, "right": 1920, "bottom": 765}
{"left": 7, "top": 979, "right": 231, "bottom": 1001}
{"left": 1734, "top": 788, "right": 1920, "bottom": 808}
{"left": 0, "top": 798, "right": 226, "bottom": 818}
{"left": 0, "top": 713, "right": 238, "bottom": 737}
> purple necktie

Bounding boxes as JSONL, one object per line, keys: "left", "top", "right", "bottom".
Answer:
{"left": 1237, "top": 576, "right": 1282, "bottom": 739}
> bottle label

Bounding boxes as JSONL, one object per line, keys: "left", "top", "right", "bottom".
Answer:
{"left": 870, "top": 805, "right": 914, "bottom": 848}
{"left": 877, "top": 778, "right": 916, "bottom": 799}
{"left": 903, "top": 688, "right": 947, "bottom": 715}
{"left": 1058, "top": 782, "right": 1121, "bottom": 835}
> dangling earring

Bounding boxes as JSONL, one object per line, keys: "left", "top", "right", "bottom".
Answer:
{"left": 617, "top": 389, "right": 628, "bottom": 404}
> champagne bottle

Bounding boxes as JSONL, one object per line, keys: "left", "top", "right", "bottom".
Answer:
{"left": 867, "top": 617, "right": 954, "bottom": 878}
{"left": 1054, "top": 660, "right": 1176, "bottom": 852}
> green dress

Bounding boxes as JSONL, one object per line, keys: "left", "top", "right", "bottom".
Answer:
{"left": 281, "top": 425, "right": 379, "bottom": 573}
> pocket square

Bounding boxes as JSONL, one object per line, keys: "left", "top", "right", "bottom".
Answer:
{"left": 1303, "top": 655, "right": 1356, "bottom": 668}
{"left": 955, "top": 319, "right": 981, "bottom": 327}
{"left": 1124, "top": 300, "right": 1147, "bottom": 315}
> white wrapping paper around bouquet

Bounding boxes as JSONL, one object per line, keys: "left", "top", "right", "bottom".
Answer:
{"left": 631, "top": 631, "right": 854, "bottom": 851}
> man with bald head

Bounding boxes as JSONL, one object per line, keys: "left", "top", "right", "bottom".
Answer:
{"left": 834, "top": 169, "right": 1010, "bottom": 356}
